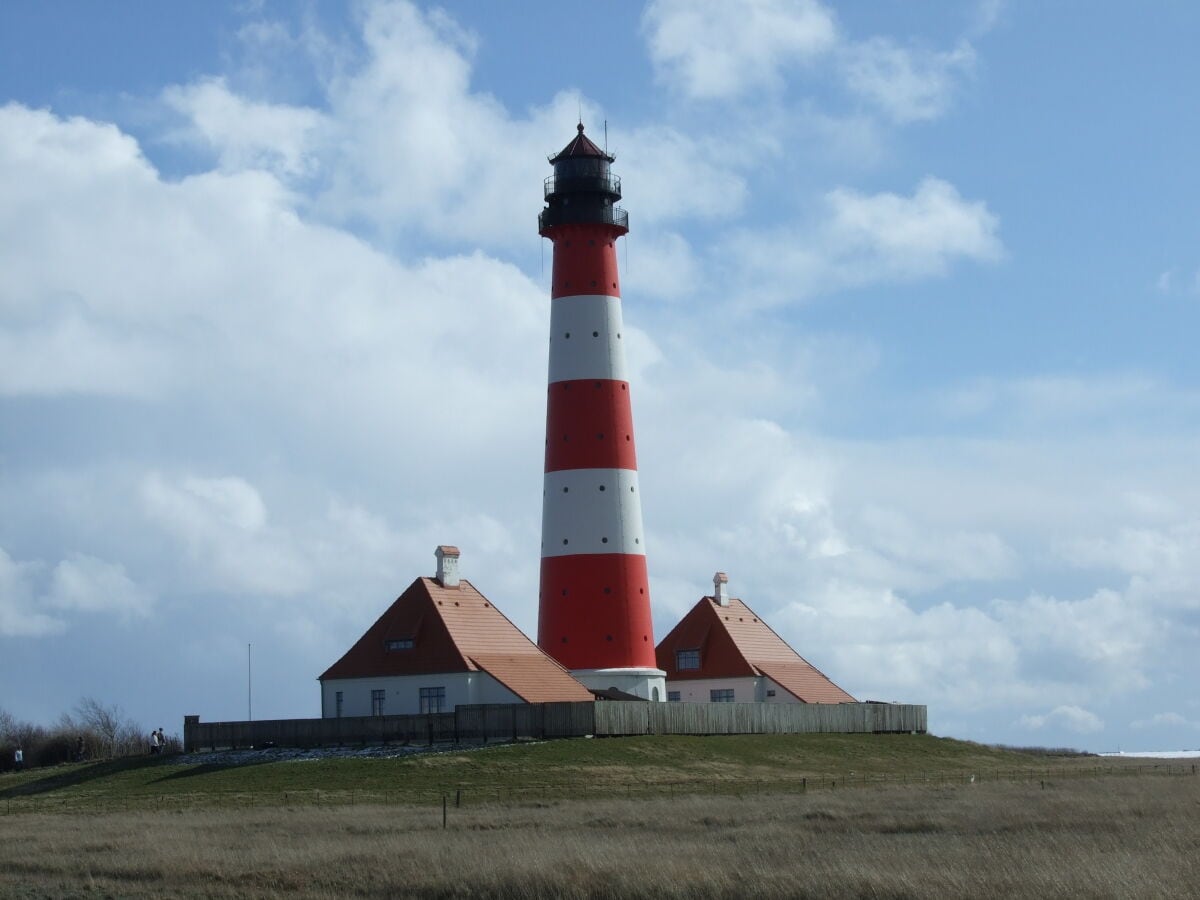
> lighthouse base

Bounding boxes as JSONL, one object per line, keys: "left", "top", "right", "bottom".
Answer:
{"left": 571, "top": 667, "right": 667, "bottom": 702}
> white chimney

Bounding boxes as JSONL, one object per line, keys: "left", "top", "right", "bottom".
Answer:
{"left": 435, "top": 545, "right": 461, "bottom": 587}
{"left": 713, "top": 571, "right": 729, "bottom": 606}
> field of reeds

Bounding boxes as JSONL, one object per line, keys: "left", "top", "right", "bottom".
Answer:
{"left": 2, "top": 773, "right": 1198, "bottom": 898}
{"left": 2, "top": 734, "right": 1197, "bottom": 897}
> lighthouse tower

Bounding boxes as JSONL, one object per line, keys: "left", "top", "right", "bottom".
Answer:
{"left": 537, "top": 124, "right": 666, "bottom": 701}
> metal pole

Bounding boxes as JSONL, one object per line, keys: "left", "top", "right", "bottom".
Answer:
{"left": 248, "top": 643, "right": 252, "bottom": 722}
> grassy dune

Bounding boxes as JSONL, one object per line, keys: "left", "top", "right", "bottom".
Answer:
{"left": 2, "top": 733, "right": 1177, "bottom": 815}
{"left": 2, "top": 775, "right": 1198, "bottom": 898}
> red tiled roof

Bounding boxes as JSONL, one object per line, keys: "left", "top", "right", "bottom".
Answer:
{"left": 550, "top": 123, "right": 611, "bottom": 162}
{"left": 320, "top": 578, "right": 592, "bottom": 702}
{"left": 754, "top": 660, "right": 856, "bottom": 705}
{"left": 656, "top": 596, "right": 855, "bottom": 703}
{"left": 468, "top": 654, "right": 592, "bottom": 704}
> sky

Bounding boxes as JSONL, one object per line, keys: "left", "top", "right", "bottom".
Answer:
{"left": 1, "top": 0, "right": 1198, "bottom": 753}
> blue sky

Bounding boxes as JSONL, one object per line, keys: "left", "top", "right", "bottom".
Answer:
{"left": 2, "top": 1, "right": 1199, "bottom": 751}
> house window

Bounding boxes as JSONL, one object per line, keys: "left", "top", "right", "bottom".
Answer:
{"left": 335, "top": 691, "right": 344, "bottom": 718}
{"left": 710, "top": 689, "right": 735, "bottom": 703}
{"left": 419, "top": 686, "right": 446, "bottom": 714}
{"left": 371, "top": 689, "right": 385, "bottom": 716}
{"left": 766, "top": 689, "right": 776, "bottom": 698}
{"left": 667, "top": 691, "right": 681, "bottom": 702}
{"left": 676, "top": 649, "right": 700, "bottom": 670}
{"left": 385, "top": 638, "right": 414, "bottom": 651}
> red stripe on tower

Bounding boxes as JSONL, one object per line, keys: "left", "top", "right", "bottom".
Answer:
{"left": 537, "top": 124, "right": 665, "bottom": 700}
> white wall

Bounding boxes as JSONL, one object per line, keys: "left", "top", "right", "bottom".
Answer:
{"left": 664, "top": 676, "right": 760, "bottom": 703}
{"left": 320, "top": 670, "right": 522, "bottom": 718}
{"left": 571, "top": 667, "right": 666, "bottom": 700}
{"left": 664, "top": 676, "right": 804, "bottom": 703}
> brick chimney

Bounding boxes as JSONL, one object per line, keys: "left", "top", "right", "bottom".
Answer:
{"left": 435, "top": 545, "right": 461, "bottom": 588}
{"left": 713, "top": 571, "right": 729, "bottom": 606}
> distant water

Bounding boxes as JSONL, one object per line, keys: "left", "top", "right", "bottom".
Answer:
{"left": 1098, "top": 750, "right": 1200, "bottom": 759}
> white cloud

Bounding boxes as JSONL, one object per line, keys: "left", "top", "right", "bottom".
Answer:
{"left": 970, "top": 0, "right": 1007, "bottom": 37}
{"left": 0, "top": 548, "right": 63, "bottom": 637}
{"left": 936, "top": 374, "right": 1167, "bottom": 425}
{"left": 642, "top": 0, "right": 977, "bottom": 127}
{"left": 153, "top": 2, "right": 749, "bottom": 249}
{"left": 1131, "top": 712, "right": 1193, "bottom": 729}
{"left": 840, "top": 38, "right": 976, "bottom": 124}
{"left": 992, "top": 589, "right": 1158, "bottom": 691}
{"left": 1021, "top": 704, "right": 1105, "bottom": 735}
{"left": 776, "top": 584, "right": 1023, "bottom": 709}
{"left": 824, "top": 177, "right": 1001, "bottom": 274}
{"left": 1056, "top": 522, "right": 1200, "bottom": 610}
{"left": 619, "top": 230, "right": 701, "bottom": 302}
{"left": 0, "top": 547, "right": 152, "bottom": 634}
{"left": 642, "top": 0, "right": 838, "bottom": 101}
{"left": 0, "top": 310, "right": 175, "bottom": 398}
{"left": 616, "top": 125, "right": 750, "bottom": 226}
{"left": 140, "top": 473, "right": 311, "bottom": 597}
{"left": 723, "top": 177, "right": 1002, "bottom": 306}
{"left": 44, "top": 554, "right": 153, "bottom": 619}
{"left": 767, "top": 578, "right": 1158, "bottom": 717}
{"left": 163, "top": 77, "right": 323, "bottom": 177}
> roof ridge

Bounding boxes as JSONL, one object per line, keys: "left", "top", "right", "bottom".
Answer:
{"left": 702, "top": 596, "right": 756, "bottom": 673}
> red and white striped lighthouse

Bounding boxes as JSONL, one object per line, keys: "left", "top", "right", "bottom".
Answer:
{"left": 537, "top": 124, "right": 666, "bottom": 700}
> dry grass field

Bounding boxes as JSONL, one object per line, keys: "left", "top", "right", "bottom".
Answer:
{"left": 2, "top": 773, "right": 1197, "bottom": 898}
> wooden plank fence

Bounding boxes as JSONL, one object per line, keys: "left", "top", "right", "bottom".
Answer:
{"left": 183, "top": 702, "right": 924, "bottom": 752}
{"left": 594, "top": 701, "right": 926, "bottom": 736}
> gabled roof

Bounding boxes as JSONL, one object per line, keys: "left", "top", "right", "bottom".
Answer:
{"left": 320, "top": 577, "right": 593, "bottom": 703}
{"left": 656, "top": 595, "right": 856, "bottom": 704}
{"left": 550, "top": 123, "right": 612, "bottom": 163}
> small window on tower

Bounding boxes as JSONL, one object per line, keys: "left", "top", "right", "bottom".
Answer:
{"left": 385, "top": 638, "right": 414, "bottom": 651}
{"left": 676, "top": 649, "right": 700, "bottom": 670}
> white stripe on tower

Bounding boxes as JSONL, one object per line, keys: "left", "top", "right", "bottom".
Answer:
{"left": 547, "top": 294, "right": 628, "bottom": 383}
{"left": 542, "top": 468, "right": 644, "bottom": 557}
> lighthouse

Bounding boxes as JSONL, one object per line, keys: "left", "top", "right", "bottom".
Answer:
{"left": 536, "top": 124, "right": 666, "bottom": 701}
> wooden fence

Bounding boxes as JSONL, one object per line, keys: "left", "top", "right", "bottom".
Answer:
{"left": 183, "top": 701, "right": 925, "bottom": 752}
{"left": 594, "top": 700, "right": 925, "bottom": 736}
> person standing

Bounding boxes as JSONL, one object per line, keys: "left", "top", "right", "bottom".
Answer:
{"left": 150, "top": 730, "right": 161, "bottom": 755}
{"left": 156, "top": 728, "right": 166, "bottom": 754}
{"left": 13, "top": 747, "right": 22, "bottom": 771}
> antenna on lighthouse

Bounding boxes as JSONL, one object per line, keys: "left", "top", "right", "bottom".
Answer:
{"left": 604, "top": 119, "right": 608, "bottom": 155}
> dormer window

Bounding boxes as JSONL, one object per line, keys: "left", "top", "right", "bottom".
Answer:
{"left": 676, "top": 648, "right": 700, "bottom": 670}
{"left": 385, "top": 638, "right": 414, "bottom": 651}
